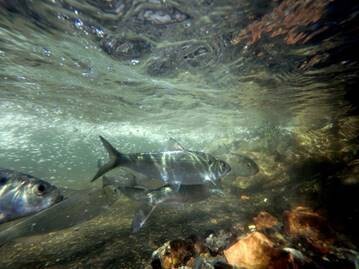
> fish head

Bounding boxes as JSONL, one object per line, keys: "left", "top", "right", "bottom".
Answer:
{"left": 235, "top": 155, "right": 259, "bottom": 177}
{"left": 19, "top": 177, "right": 63, "bottom": 215}
{"left": 211, "top": 159, "right": 232, "bottom": 179}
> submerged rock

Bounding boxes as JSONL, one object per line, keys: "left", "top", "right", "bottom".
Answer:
{"left": 101, "top": 35, "right": 152, "bottom": 60}
{"left": 151, "top": 239, "right": 194, "bottom": 269}
{"left": 253, "top": 211, "right": 279, "bottom": 231}
{"left": 138, "top": 7, "right": 190, "bottom": 25}
{"left": 224, "top": 232, "right": 276, "bottom": 268}
{"left": 231, "top": 0, "right": 330, "bottom": 46}
{"left": 283, "top": 206, "right": 336, "bottom": 253}
{"left": 85, "top": 0, "right": 129, "bottom": 15}
{"left": 145, "top": 202, "right": 359, "bottom": 269}
{"left": 150, "top": 231, "right": 235, "bottom": 269}
{"left": 204, "top": 230, "right": 236, "bottom": 255}
{"left": 146, "top": 42, "right": 213, "bottom": 76}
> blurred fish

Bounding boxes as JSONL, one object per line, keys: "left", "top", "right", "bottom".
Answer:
{"left": 0, "top": 168, "right": 63, "bottom": 224}
{"left": 0, "top": 187, "right": 119, "bottom": 246}
{"left": 92, "top": 136, "right": 231, "bottom": 188}
{"left": 110, "top": 176, "right": 223, "bottom": 232}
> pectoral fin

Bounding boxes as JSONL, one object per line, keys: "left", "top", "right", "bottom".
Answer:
{"left": 132, "top": 210, "right": 146, "bottom": 233}
{"left": 131, "top": 204, "right": 159, "bottom": 233}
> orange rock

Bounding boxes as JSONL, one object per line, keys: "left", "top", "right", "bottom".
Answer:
{"left": 168, "top": 239, "right": 193, "bottom": 267}
{"left": 224, "top": 232, "right": 277, "bottom": 269}
{"left": 224, "top": 232, "right": 301, "bottom": 269}
{"left": 283, "top": 206, "right": 335, "bottom": 253}
{"left": 161, "top": 254, "right": 174, "bottom": 269}
{"left": 231, "top": 0, "right": 330, "bottom": 46}
{"left": 253, "top": 211, "right": 278, "bottom": 230}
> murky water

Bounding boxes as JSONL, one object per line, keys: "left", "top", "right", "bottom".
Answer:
{"left": 0, "top": 0, "right": 358, "bottom": 268}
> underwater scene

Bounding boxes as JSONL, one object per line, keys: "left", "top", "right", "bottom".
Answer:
{"left": 0, "top": 0, "right": 358, "bottom": 268}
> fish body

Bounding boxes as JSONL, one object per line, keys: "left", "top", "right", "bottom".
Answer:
{"left": 92, "top": 136, "right": 231, "bottom": 186}
{"left": 0, "top": 168, "right": 62, "bottom": 224}
{"left": 131, "top": 183, "right": 222, "bottom": 232}
{"left": 105, "top": 174, "right": 223, "bottom": 232}
{"left": 102, "top": 174, "right": 215, "bottom": 205}
{"left": 0, "top": 187, "right": 119, "bottom": 246}
{"left": 145, "top": 184, "right": 214, "bottom": 206}
{"left": 120, "top": 183, "right": 214, "bottom": 206}
{"left": 232, "top": 154, "right": 259, "bottom": 177}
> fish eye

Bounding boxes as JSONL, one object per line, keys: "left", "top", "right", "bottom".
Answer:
{"left": 35, "top": 184, "right": 46, "bottom": 195}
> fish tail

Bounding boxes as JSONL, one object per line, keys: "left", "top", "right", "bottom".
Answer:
{"left": 91, "top": 136, "right": 127, "bottom": 182}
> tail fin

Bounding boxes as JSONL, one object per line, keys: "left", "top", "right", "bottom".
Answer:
{"left": 91, "top": 136, "right": 126, "bottom": 182}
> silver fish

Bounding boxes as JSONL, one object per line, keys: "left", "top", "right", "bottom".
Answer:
{"left": 104, "top": 174, "right": 223, "bottom": 232}
{"left": 0, "top": 168, "right": 63, "bottom": 224}
{"left": 0, "top": 187, "right": 119, "bottom": 247}
{"left": 92, "top": 136, "right": 231, "bottom": 188}
{"left": 132, "top": 184, "right": 223, "bottom": 232}
{"left": 125, "top": 184, "right": 219, "bottom": 205}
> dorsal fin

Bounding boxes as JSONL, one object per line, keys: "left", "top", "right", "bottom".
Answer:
{"left": 167, "top": 138, "right": 186, "bottom": 151}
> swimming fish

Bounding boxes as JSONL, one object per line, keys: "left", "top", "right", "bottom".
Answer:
{"left": 0, "top": 168, "right": 63, "bottom": 224}
{"left": 104, "top": 174, "right": 223, "bottom": 232}
{"left": 132, "top": 183, "right": 223, "bottom": 232}
{"left": 230, "top": 153, "right": 259, "bottom": 177}
{"left": 0, "top": 186, "right": 122, "bottom": 247}
{"left": 92, "top": 136, "right": 231, "bottom": 188}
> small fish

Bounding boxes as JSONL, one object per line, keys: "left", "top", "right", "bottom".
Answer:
{"left": 0, "top": 168, "right": 63, "bottom": 224}
{"left": 92, "top": 136, "right": 231, "bottom": 188}
{"left": 230, "top": 154, "right": 259, "bottom": 177}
